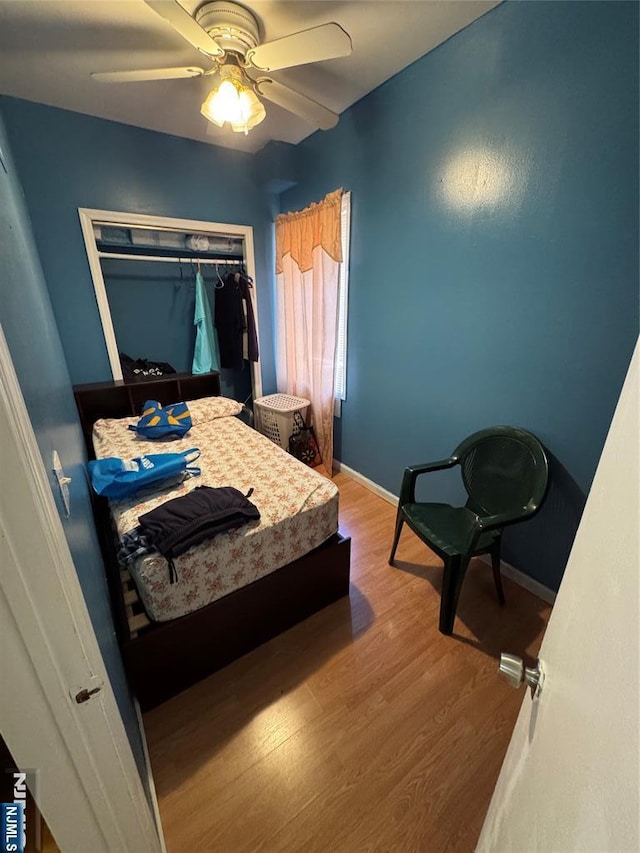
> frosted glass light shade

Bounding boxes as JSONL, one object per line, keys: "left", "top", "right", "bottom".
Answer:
{"left": 231, "top": 88, "right": 266, "bottom": 134}
{"left": 201, "top": 79, "right": 241, "bottom": 127}
{"left": 201, "top": 76, "right": 266, "bottom": 135}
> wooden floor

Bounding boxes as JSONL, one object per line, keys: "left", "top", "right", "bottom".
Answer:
{"left": 144, "top": 473, "right": 551, "bottom": 852}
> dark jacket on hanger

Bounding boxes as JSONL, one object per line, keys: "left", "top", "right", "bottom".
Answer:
{"left": 215, "top": 272, "right": 259, "bottom": 369}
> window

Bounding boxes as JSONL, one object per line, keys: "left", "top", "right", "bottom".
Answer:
{"left": 334, "top": 191, "right": 351, "bottom": 411}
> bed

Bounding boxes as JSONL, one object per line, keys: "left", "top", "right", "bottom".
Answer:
{"left": 74, "top": 373, "right": 351, "bottom": 709}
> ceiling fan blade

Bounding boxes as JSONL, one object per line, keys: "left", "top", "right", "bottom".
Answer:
{"left": 255, "top": 78, "right": 338, "bottom": 130}
{"left": 144, "top": 0, "right": 223, "bottom": 57}
{"left": 246, "top": 23, "right": 352, "bottom": 72}
{"left": 91, "top": 66, "right": 204, "bottom": 83}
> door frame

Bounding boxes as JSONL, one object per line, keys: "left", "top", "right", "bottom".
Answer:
{"left": 0, "top": 324, "right": 162, "bottom": 852}
{"left": 77, "top": 207, "right": 262, "bottom": 398}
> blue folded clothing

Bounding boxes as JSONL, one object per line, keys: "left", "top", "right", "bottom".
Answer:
{"left": 88, "top": 449, "right": 201, "bottom": 499}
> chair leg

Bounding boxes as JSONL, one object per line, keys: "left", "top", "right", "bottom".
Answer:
{"left": 388, "top": 510, "right": 405, "bottom": 565}
{"left": 491, "top": 543, "right": 506, "bottom": 606}
{"left": 439, "top": 556, "right": 469, "bottom": 635}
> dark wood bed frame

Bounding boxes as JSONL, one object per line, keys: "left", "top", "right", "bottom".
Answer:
{"left": 73, "top": 373, "right": 351, "bottom": 710}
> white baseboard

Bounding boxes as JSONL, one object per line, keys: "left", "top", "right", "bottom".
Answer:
{"left": 478, "top": 555, "right": 556, "bottom": 604}
{"left": 334, "top": 460, "right": 556, "bottom": 606}
{"left": 134, "top": 700, "right": 168, "bottom": 853}
{"left": 333, "top": 460, "right": 399, "bottom": 506}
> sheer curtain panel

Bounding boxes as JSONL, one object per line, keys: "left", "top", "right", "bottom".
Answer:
{"left": 275, "top": 188, "right": 343, "bottom": 470}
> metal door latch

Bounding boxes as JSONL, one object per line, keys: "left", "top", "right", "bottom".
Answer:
{"left": 52, "top": 450, "right": 72, "bottom": 518}
{"left": 74, "top": 686, "right": 102, "bottom": 704}
{"left": 499, "top": 653, "right": 545, "bottom": 698}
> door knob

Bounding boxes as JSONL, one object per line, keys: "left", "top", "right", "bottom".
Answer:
{"left": 499, "top": 653, "right": 544, "bottom": 698}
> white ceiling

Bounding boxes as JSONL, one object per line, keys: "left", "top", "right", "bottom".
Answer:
{"left": 0, "top": 1, "right": 499, "bottom": 154}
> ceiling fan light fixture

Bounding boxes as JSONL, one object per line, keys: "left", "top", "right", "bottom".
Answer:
{"left": 200, "top": 63, "right": 265, "bottom": 135}
{"left": 97, "top": 2, "right": 352, "bottom": 137}
{"left": 230, "top": 87, "right": 266, "bottom": 134}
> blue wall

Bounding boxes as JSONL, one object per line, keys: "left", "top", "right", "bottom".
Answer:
{"left": 102, "top": 258, "right": 199, "bottom": 374}
{"left": 0, "top": 97, "right": 276, "bottom": 394}
{"left": 1, "top": 0, "right": 637, "bottom": 595}
{"left": 0, "top": 111, "right": 147, "bottom": 780}
{"left": 282, "top": 0, "right": 639, "bottom": 589}
{"left": 101, "top": 258, "right": 252, "bottom": 399}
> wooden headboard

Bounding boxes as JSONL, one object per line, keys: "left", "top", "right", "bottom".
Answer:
{"left": 73, "top": 371, "right": 221, "bottom": 457}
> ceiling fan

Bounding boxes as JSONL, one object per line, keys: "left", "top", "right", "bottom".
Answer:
{"left": 92, "top": 0, "right": 352, "bottom": 135}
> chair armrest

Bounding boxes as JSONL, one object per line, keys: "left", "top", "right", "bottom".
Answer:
{"left": 476, "top": 503, "right": 536, "bottom": 532}
{"left": 457, "top": 503, "right": 539, "bottom": 555}
{"left": 399, "top": 457, "right": 457, "bottom": 505}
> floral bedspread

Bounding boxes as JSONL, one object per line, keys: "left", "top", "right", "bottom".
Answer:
{"left": 92, "top": 411, "right": 339, "bottom": 621}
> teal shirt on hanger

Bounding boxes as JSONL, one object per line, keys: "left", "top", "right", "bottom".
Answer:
{"left": 192, "top": 271, "right": 220, "bottom": 374}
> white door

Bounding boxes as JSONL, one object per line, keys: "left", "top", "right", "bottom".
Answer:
{"left": 0, "top": 326, "right": 162, "bottom": 853}
{"left": 477, "top": 341, "right": 639, "bottom": 852}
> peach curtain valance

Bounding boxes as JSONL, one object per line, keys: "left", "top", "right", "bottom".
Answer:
{"left": 275, "top": 188, "right": 343, "bottom": 274}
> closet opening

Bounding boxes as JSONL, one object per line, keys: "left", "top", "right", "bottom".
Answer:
{"left": 78, "top": 209, "right": 262, "bottom": 402}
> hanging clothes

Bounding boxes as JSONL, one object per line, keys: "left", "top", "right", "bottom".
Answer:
{"left": 215, "top": 272, "right": 259, "bottom": 369}
{"left": 238, "top": 272, "right": 259, "bottom": 363}
{"left": 192, "top": 271, "right": 220, "bottom": 374}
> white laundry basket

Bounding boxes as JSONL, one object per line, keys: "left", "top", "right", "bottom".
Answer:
{"left": 254, "top": 393, "right": 310, "bottom": 449}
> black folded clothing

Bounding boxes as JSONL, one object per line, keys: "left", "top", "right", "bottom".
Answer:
{"left": 120, "top": 352, "right": 177, "bottom": 382}
{"left": 138, "top": 485, "right": 260, "bottom": 583}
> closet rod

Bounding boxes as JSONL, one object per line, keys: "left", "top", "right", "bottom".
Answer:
{"left": 98, "top": 251, "right": 244, "bottom": 265}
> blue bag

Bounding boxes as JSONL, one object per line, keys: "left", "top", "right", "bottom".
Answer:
{"left": 128, "top": 400, "right": 192, "bottom": 440}
{"left": 88, "top": 449, "right": 201, "bottom": 499}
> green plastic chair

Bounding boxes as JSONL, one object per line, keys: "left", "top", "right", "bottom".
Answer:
{"left": 389, "top": 426, "right": 549, "bottom": 635}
